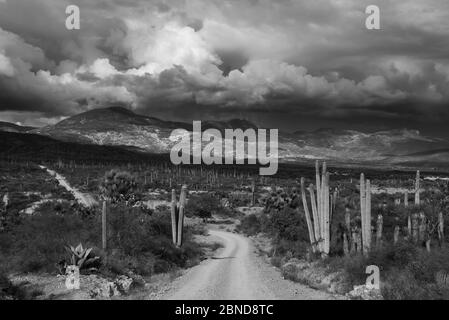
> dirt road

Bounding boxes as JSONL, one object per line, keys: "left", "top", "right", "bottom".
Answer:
{"left": 39, "top": 165, "right": 98, "bottom": 207}
{"left": 159, "top": 230, "right": 338, "bottom": 300}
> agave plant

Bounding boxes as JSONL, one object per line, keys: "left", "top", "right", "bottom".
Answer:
{"left": 65, "top": 243, "right": 100, "bottom": 269}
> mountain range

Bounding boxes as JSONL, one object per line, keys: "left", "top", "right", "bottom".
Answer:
{"left": 2, "top": 106, "right": 449, "bottom": 169}
{"left": 0, "top": 121, "right": 35, "bottom": 133}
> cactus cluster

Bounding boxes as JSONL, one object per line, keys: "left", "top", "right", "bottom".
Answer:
{"left": 264, "top": 189, "right": 301, "bottom": 212}
{"left": 343, "top": 173, "right": 373, "bottom": 256}
{"left": 300, "top": 161, "right": 331, "bottom": 256}
{"left": 171, "top": 185, "right": 187, "bottom": 247}
{"left": 377, "top": 170, "right": 445, "bottom": 252}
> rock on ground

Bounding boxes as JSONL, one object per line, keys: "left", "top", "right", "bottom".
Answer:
{"left": 347, "top": 285, "right": 383, "bottom": 300}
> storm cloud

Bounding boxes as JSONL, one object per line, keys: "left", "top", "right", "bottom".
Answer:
{"left": 0, "top": 0, "right": 449, "bottom": 134}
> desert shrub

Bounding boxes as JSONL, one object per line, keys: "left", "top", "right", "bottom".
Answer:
{"left": 186, "top": 194, "right": 225, "bottom": 221}
{"left": 229, "top": 196, "right": 249, "bottom": 207}
{"left": 270, "top": 256, "right": 283, "bottom": 268}
{"left": 0, "top": 199, "right": 205, "bottom": 276}
{"left": 381, "top": 265, "right": 449, "bottom": 300}
{"left": 0, "top": 268, "right": 43, "bottom": 300}
{"left": 371, "top": 241, "right": 418, "bottom": 267}
{"left": 0, "top": 268, "right": 9, "bottom": 291}
{"left": 238, "top": 207, "right": 310, "bottom": 258}
{"left": 325, "top": 253, "right": 366, "bottom": 285}
{"left": 100, "top": 170, "right": 139, "bottom": 204}
{"left": 381, "top": 268, "right": 434, "bottom": 300}
{"left": 105, "top": 204, "right": 203, "bottom": 275}
{"left": 326, "top": 242, "right": 418, "bottom": 282}
{"left": 5, "top": 192, "right": 35, "bottom": 213}
{"left": 408, "top": 249, "right": 449, "bottom": 286}
{"left": 272, "top": 238, "right": 309, "bottom": 258}
{"left": 236, "top": 214, "right": 262, "bottom": 236}
{"left": 266, "top": 207, "right": 309, "bottom": 243}
{"left": 189, "top": 223, "right": 208, "bottom": 236}
{"left": 325, "top": 241, "right": 449, "bottom": 299}
{"left": 0, "top": 202, "right": 101, "bottom": 273}
{"left": 106, "top": 251, "right": 155, "bottom": 276}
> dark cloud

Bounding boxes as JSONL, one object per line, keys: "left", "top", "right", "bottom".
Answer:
{"left": 216, "top": 50, "right": 249, "bottom": 76}
{"left": 0, "top": 0, "right": 448, "bottom": 134}
{"left": 156, "top": 2, "right": 171, "bottom": 13}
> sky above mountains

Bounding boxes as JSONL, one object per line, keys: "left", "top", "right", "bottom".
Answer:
{"left": 0, "top": 0, "right": 448, "bottom": 135}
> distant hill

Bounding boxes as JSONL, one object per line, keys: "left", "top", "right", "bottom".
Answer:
{"left": 0, "top": 131, "right": 169, "bottom": 164}
{"left": 31, "top": 106, "right": 261, "bottom": 154}
{"left": 279, "top": 128, "right": 449, "bottom": 164}
{"left": 0, "top": 121, "right": 35, "bottom": 133}
{"left": 6, "top": 106, "right": 448, "bottom": 169}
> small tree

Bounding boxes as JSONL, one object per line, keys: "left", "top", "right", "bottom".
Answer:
{"left": 186, "top": 194, "right": 223, "bottom": 222}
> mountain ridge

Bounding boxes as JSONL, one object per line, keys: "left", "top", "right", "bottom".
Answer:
{"left": 2, "top": 106, "right": 449, "bottom": 168}
{"left": 0, "top": 121, "right": 35, "bottom": 133}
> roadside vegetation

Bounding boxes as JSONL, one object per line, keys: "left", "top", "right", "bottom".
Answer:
{"left": 237, "top": 173, "right": 449, "bottom": 300}
{"left": 3, "top": 155, "right": 449, "bottom": 300}
{"left": 0, "top": 163, "right": 221, "bottom": 299}
{"left": 0, "top": 202, "right": 205, "bottom": 275}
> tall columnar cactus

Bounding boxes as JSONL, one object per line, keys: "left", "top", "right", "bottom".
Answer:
{"left": 360, "top": 173, "right": 372, "bottom": 255}
{"left": 418, "top": 211, "right": 426, "bottom": 243}
{"left": 102, "top": 201, "right": 107, "bottom": 251}
{"left": 300, "top": 161, "right": 331, "bottom": 256}
{"left": 343, "top": 232, "right": 349, "bottom": 256}
{"left": 404, "top": 191, "right": 408, "bottom": 207}
{"left": 171, "top": 185, "right": 187, "bottom": 247}
{"left": 405, "top": 190, "right": 412, "bottom": 236}
{"left": 438, "top": 211, "right": 445, "bottom": 247}
{"left": 411, "top": 213, "right": 419, "bottom": 243}
{"left": 251, "top": 180, "right": 256, "bottom": 206}
{"left": 350, "top": 227, "right": 357, "bottom": 254}
{"left": 345, "top": 207, "right": 351, "bottom": 236}
{"left": 323, "top": 172, "right": 330, "bottom": 254}
{"left": 171, "top": 189, "right": 178, "bottom": 245}
{"left": 376, "top": 214, "right": 383, "bottom": 247}
{"left": 354, "top": 228, "right": 362, "bottom": 253}
{"left": 393, "top": 226, "right": 400, "bottom": 244}
{"left": 415, "top": 170, "right": 420, "bottom": 205}
{"left": 331, "top": 188, "right": 338, "bottom": 221}
{"left": 366, "top": 179, "right": 371, "bottom": 247}
{"left": 360, "top": 174, "right": 366, "bottom": 249}
{"left": 300, "top": 178, "right": 316, "bottom": 253}
{"left": 344, "top": 207, "right": 353, "bottom": 253}
{"left": 308, "top": 183, "right": 321, "bottom": 251}
{"left": 315, "top": 161, "right": 321, "bottom": 235}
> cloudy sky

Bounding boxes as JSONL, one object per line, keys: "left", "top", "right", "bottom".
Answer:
{"left": 0, "top": 0, "right": 449, "bottom": 135}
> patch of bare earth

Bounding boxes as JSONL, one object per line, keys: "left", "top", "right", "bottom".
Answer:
{"left": 250, "top": 234, "right": 348, "bottom": 299}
